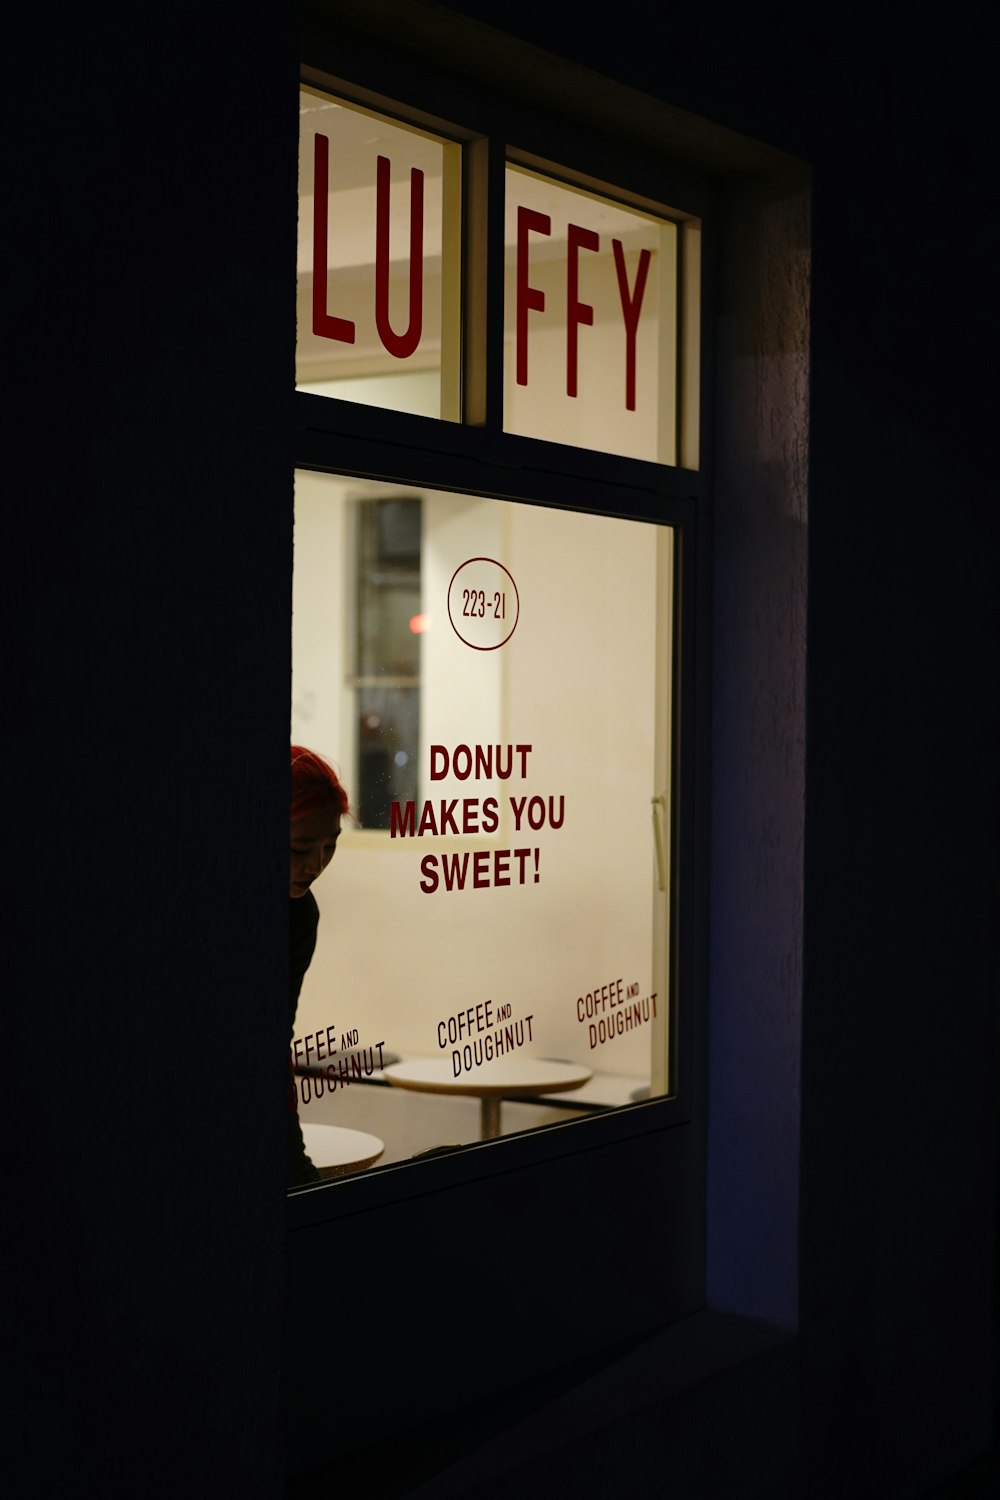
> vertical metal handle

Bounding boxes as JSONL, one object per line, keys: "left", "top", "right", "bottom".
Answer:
{"left": 651, "top": 792, "right": 668, "bottom": 893}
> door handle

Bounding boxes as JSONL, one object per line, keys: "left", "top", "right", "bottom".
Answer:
{"left": 651, "top": 792, "right": 668, "bottom": 893}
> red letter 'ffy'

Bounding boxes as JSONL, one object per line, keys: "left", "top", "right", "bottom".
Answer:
{"left": 566, "top": 223, "right": 599, "bottom": 397}
{"left": 516, "top": 207, "right": 551, "bottom": 387}
{"left": 612, "top": 239, "right": 651, "bottom": 412}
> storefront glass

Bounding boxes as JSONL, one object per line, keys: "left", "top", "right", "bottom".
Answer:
{"left": 289, "top": 469, "right": 674, "bottom": 1184}
{"left": 504, "top": 165, "right": 679, "bottom": 463}
{"left": 296, "top": 87, "right": 463, "bottom": 419}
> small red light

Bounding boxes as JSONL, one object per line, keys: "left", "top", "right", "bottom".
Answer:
{"left": 409, "top": 613, "right": 431, "bottom": 634}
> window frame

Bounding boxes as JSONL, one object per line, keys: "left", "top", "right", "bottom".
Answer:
{"left": 287, "top": 51, "right": 714, "bottom": 1228}
{"left": 282, "top": 10, "right": 811, "bottom": 1478}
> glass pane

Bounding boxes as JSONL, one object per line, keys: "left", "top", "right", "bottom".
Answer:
{"left": 504, "top": 165, "right": 679, "bottom": 463}
{"left": 356, "top": 688, "right": 420, "bottom": 829}
{"left": 297, "top": 87, "right": 462, "bottom": 419}
{"left": 290, "top": 469, "right": 674, "bottom": 1189}
{"left": 355, "top": 497, "right": 422, "bottom": 680}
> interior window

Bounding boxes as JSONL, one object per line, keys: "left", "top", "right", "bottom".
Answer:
{"left": 352, "top": 496, "right": 423, "bottom": 829}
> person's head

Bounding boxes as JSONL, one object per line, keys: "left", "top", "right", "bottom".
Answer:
{"left": 289, "top": 746, "right": 350, "bottom": 898}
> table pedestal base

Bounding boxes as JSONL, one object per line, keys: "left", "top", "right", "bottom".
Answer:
{"left": 480, "top": 1096, "right": 501, "bottom": 1139}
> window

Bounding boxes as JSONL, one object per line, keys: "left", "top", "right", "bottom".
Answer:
{"left": 289, "top": 71, "right": 704, "bottom": 1193}
{"left": 503, "top": 163, "right": 696, "bottom": 465}
{"left": 284, "top": 15, "right": 810, "bottom": 1471}
{"left": 296, "top": 87, "right": 463, "bottom": 419}
{"left": 292, "top": 469, "right": 676, "bottom": 1155}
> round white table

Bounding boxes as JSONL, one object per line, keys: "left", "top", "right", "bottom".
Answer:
{"left": 382, "top": 1057, "right": 593, "bottom": 1140}
{"left": 300, "top": 1123, "right": 385, "bottom": 1178}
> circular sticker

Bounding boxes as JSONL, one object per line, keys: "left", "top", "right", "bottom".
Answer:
{"left": 447, "top": 558, "right": 520, "bottom": 650}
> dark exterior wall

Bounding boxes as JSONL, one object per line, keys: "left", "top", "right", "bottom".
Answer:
{"left": 6, "top": 6, "right": 298, "bottom": 1496}
{"left": 437, "top": 3, "right": 999, "bottom": 1494}
{"left": 707, "top": 172, "right": 809, "bottom": 1332}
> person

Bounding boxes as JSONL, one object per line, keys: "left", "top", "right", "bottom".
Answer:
{"left": 288, "top": 745, "right": 349, "bottom": 1188}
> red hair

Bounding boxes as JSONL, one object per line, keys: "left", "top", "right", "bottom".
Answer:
{"left": 290, "top": 746, "right": 349, "bottom": 823}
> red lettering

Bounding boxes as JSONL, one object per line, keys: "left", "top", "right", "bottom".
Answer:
{"left": 566, "top": 223, "right": 599, "bottom": 396}
{"left": 453, "top": 744, "right": 472, "bottom": 779}
{"left": 430, "top": 744, "right": 530, "bottom": 780}
{"left": 390, "top": 800, "right": 415, "bottom": 837}
{"left": 476, "top": 745, "right": 503, "bottom": 778}
{"left": 374, "top": 155, "right": 424, "bottom": 359}
{"left": 612, "top": 239, "right": 651, "bottom": 412}
{"left": 417, "top": 846, "right": 538, "bottom": 893}
{"left": 312, "top": 134, "right": 357, "bottom": 345}
{"left": 442, "top": 852, "right": 470, "bottom": 891}
{"left": 417, "top": 801, "right": 439, "bottom": 836}
{"left": 440, "top": 799, "right": 459, "bottom": 835}
{"left": 516, "top": 207, "right": 551, "bottom": 386}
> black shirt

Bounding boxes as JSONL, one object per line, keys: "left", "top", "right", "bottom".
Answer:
{"left": 288, "top": 891, "right": 321, "bottom": 1187}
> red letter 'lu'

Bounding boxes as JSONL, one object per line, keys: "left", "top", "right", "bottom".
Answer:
{"left": 375, "top": 155, "right": 424, "bottom": 359}
{"left": 312, "top": 134, "right": 357, "bottom": 344}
